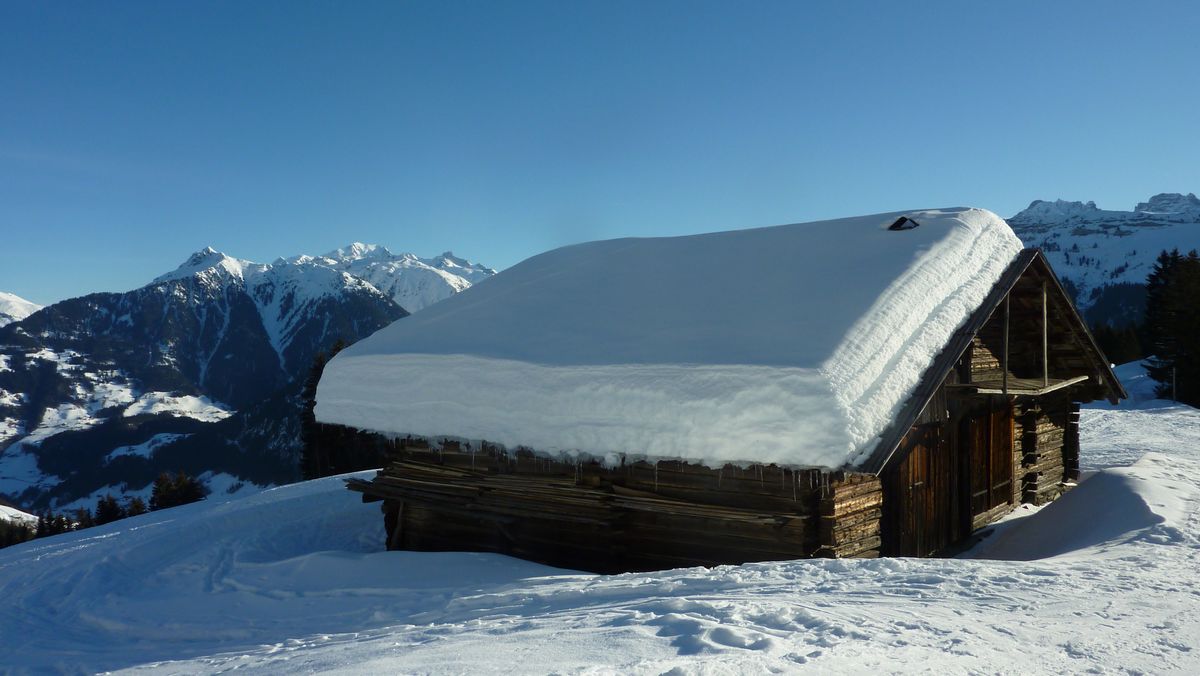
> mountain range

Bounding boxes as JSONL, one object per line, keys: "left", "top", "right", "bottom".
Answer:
{"left": 1008, "top": 192, "right": 1200, "bottom": 326}
{"left": 0, "top": 245, "right": 494, "bottom": 512}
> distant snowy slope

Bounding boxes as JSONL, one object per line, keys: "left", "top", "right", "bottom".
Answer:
{"left": 0, "top": 242, "right": 490, "bottom": 512}
{"left": 0, "top": 291, "right": 41, "bottom": 327}
{"left": 318, "top": 208, "right": 1022, "bottom": 470}
{"left": 1009, "top": 192, "right": 1200, "bottom": 325}
{"left": 0, "top": 503, "right": 36, "bottom": 526}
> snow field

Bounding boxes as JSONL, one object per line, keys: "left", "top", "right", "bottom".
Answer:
{"left": 104, "top": 433, "right": 192, "bottom": 464}
{"left": 122, "top": 392, "right": 233, "bottom": 422}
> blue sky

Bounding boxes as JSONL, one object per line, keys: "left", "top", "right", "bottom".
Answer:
{"left": 3, "top": 0, "right": 1198, "bottom": 304}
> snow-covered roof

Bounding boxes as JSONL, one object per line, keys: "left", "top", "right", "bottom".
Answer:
{"left": 315, "top": 208, "right": 1022, "bottom": 470}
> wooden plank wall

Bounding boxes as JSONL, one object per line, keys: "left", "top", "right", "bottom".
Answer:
{"left": 1019, "top": 392, "right": 1074, "bottom": 504}
{"left": 1012, "top": 401, "right": 1026, "bottom": 505}
{"left": 337, "top": 428, "right": 889, "bottom": 570}
{"left": 358, "top": 461, "right": 818, "bottom": 573}
{"left": 970, "top": 332, "right": 1004, "bottom": 382}
{"left": 816, "top": 473, "right": 883, "bottom": 558}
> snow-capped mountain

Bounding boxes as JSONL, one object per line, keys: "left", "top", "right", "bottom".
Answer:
{"left": 0, "top": 244, "right": 492, "bottom": 512}
{"left": 1009, "top": 193, "right": 1200, "bottom": 326}
{"left": 307, "top": 244, "right": 496, "bottom": 313}
{"left": 0, "top": 292, "right": 41, "bottom": 327}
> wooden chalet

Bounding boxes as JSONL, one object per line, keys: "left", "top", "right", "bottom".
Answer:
{"left": 316, "top": 212, "right": 1124, "bottom": 572}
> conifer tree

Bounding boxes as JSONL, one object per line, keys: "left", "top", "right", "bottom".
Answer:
{"left": 72, "top": 507, "right": 94, "bottom": 530}
{"left": 1144, "top": 249, "right": 1200, "bottom": 405}
{"left": 37, "top": 511, "right": 71, "bottom": 537}
{"left": 0, "top": 520, "right": 34, "bottom": 549}
{"left": 125, "top": 496, "right": 148, "bottom": 517}
{"left": 150, "top": 471, "right": 206, "bottom": 510}
{"left": 94, "top": 494, "right": 127, "bottom": 525}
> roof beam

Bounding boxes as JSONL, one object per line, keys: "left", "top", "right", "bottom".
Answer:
{"left": 972, "top": 375, "right": 1089, "bottom": 396}
{"left": 1043, "top": 279, "right": 1049, "bottom": 388}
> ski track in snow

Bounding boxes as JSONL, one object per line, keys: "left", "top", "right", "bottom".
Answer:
{"left": 2, "top": 371, "right": 1199, "bottom": 673}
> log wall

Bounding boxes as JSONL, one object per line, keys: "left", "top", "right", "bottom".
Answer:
{"left": 1018, "top": 392, "right": 1077, "bottom": 505}
{"left": 340, "top": 428, "right": 887, "bottom": 572}
{"left": 816, "top": 473, "right": 883, "bottom": 558}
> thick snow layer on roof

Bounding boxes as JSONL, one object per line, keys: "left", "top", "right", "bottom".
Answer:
{"left": 316, "top": 208, "right": 1022, "bottom": 470}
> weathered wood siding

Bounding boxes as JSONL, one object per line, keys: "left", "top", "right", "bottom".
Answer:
{"left": 1018, "top": 392, "right": 1077, "bottom": 505}
{"left": 340, "top": 429, "right": 888, "bottom": 571}
{"left": 817, "top": 473, "right": 883, "bottom": 558}
{"left": 882, "top": 423, "right": 964, "bottom": 557}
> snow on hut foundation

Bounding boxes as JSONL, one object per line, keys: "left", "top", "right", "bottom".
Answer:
{"left": 314, "top": 208, "right": 1125, "bottom": 572}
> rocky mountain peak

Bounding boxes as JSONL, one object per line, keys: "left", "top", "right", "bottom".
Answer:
{"left": 1134, "top": 192, "right": 1200, "bottom": 215}
{"left": 1010, "top": 199, "right": 1103, "bottom": 225}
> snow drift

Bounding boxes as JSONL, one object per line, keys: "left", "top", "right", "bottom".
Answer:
{"left": 316, "top": 207, "right": 1022, "bottom": 469}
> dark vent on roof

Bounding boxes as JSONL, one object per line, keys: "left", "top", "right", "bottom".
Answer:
{"left": 889, "top": 216, "right": 920, "bottom": 231}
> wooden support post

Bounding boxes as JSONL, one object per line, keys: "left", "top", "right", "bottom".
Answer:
{"left": 386, "top": 502, "right": 405, "bottom": 550}
{"left": 1042, "top": 280, "right": 1048, "bottom": 387}
{"left": 1003, "top": 294, "right": 1010, "bottom": 395}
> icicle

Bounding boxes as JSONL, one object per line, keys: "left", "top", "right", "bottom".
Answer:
{"left": 654, "top": 462, "right": 659, "bottom": 492}
{"left": 718, "top": 467, "right": 723, "bottom": 489}
{"left": 792, "top": 470, "right": 797, "bottom": 502}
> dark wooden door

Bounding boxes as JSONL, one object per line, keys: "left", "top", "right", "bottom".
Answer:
{"left": 966, "top": 401, "right": 1014, "bottom": 522}
{"left": 887, "top": 423, "right": 959, "bottom": 557}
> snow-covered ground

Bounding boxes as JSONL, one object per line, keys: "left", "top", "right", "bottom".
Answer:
{"left": 2, "top": 364, "right": 1197, "bottom": 674}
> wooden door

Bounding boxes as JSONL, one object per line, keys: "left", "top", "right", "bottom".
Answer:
{"left": 886, "top": 424, "right": 958, "bottom": 557}
{"left": 966, "top": 400, "right": 1014, "bottom": 523}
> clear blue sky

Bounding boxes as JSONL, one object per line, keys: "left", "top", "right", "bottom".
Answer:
{"left": 3, "top": 0, "right": 1198, "bottom": 305}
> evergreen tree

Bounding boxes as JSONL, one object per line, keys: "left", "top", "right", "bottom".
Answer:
{"left": 150, "top": 471, "right": 206, "bottom": 511}
{"left": 172, "top": 472, "right": 205, "bottom": 505}
{"left": 93, "top": 494, "right": 127, "bottom": 525}
{"left": 1144, "top": 249, "right": 1200, "bottom": 405}
{"left": 1091, "top": 322, "right": 1144, "bottom": 365}
{"left": 71, "top": 507, "right": 94, "bottom": 530}
{"left": 149, "top": 473, "right": 173, "bottom": 510}
{"left": 0, "top": 520, "right": 35, "bottom": 549}
{"left": 125, "top": 496, "right": 148, "bottom": 517}
{"left": 37, "top": 511, "right": 71, "bottom": 538}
